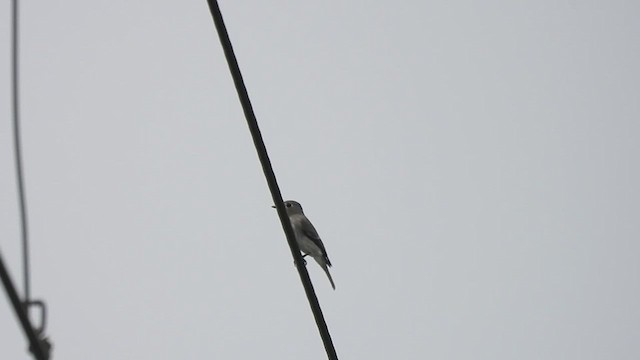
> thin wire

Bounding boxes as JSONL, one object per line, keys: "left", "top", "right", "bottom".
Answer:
{"left": 11, "top": 0, "right": 31, "bottom": 305}
{"left": 204, "top": 2, "right": 338, "bottom": 359}
{"left": 7, "top": 2, "right": 52, "bottom": 358}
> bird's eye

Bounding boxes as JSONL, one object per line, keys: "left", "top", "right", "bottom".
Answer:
{"left": 286, "top": 203, "right": 291, "bottom": 207}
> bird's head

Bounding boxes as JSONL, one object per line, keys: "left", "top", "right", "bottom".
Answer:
{"left": 272, "top": 200, "right": 304, "bottom": 214}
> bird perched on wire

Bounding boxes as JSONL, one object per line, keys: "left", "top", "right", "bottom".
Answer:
{"left": 273, "top": 200, "right": 335, "bottom": 290}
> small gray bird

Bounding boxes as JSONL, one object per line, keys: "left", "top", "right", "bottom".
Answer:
{"left": 273, "top": 200, "right": 335, "bottom": 290}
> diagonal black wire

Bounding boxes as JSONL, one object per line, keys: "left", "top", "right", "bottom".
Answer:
{"left": 204, "top": 2, "right": 338, "bottom": 359}
{"left": 0, "top": 252, "right": 48, "bottom": 360}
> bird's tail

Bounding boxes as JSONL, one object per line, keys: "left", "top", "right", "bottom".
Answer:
{"left": 317, "top": 260, "right": 336, "bottom": 290}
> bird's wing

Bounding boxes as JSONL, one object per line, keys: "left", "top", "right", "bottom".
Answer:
{"left": 300, "top": 216, "right": 332, "bottom": 267}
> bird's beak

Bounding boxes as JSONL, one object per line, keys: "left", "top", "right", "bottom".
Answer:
{"left": 271, "top": 205, "right": 276, "bottom": 209}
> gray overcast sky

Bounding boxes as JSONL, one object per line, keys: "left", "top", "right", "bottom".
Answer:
{"left": 1, "top": 1, "right": 639, "bottom": 359}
